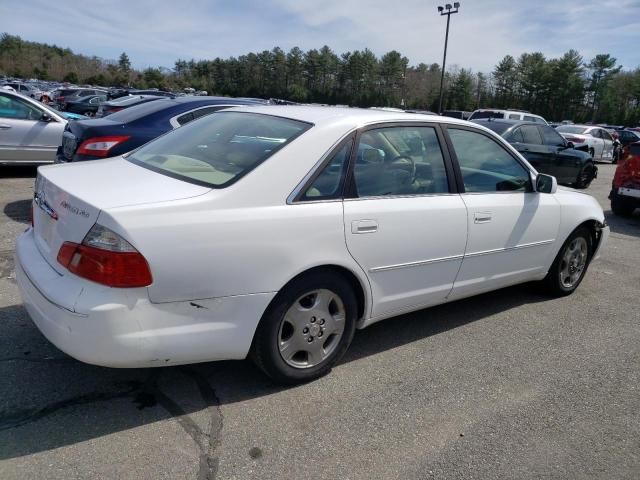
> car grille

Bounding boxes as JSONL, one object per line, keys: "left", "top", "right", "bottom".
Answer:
{"left": 62, "top": 133, "right": 77, "bottom": 160}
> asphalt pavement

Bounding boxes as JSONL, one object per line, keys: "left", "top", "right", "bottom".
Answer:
{"left": 0, "top": 164, "right": 638, "bottom": 479}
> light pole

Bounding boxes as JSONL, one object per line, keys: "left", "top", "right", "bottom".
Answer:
{"left": 437, "top": 2, "right": 460, "bottom": 114}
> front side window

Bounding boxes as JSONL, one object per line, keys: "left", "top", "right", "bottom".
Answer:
{"left": 448, "top": 128, "right": 531, "bottom": 193}
{"left": 302, "top": 138, "right": 353, "bottom": 200}
{"left": 0, "top": 93, "right": 42, "bottom": 120}
{"left": 539, "top": 125, "right": 565, "bottom": 146}
{"left": 352, "top": 126, "right": 449, "bottom": 197}
{"left": 600, "top": 129, "right": 612, "bottom": 141}
{"left": 128, "top": 111, "right": 311, "bottom": 188}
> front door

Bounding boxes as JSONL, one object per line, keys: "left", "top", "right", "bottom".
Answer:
{"left": 342, "top": 124, "right": 468, "bottom": 320}
{"left": 0, "top": 92, "right": 62, "bottom": 163}
{"left": 444, "top": 126, "right": 561, "bottom": 300}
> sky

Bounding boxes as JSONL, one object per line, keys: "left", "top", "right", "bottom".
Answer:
{"left": 2, "top": 0, "right": 639, "bottom": 73}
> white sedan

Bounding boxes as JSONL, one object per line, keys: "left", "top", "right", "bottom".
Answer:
{"left": 556, "top": 124, "right": 616, "bottom": 162}
{"left": 16, "top": 106, "right": 609, "bottom": 384}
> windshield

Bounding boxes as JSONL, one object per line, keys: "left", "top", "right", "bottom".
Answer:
{"left": 469, "top": 111, "right": 505, "bottom": 120}
{"left": 556, "top": 126, "right": 588, "bottom": 134}
{"left": 128, "top": 111, "right": 312, "bottom": 188}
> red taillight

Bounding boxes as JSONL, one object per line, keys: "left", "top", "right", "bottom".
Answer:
{"left": 76, "top": 135, "right": 130, "bottom": 157}
{"left": 57, "top": 242, "right": 152, "bottom": 287}
{"left": 565, "top": 136, "right": 582, "bottom": 143}
{"left": 109, "top": 107, "right": 123, "bottom": 113}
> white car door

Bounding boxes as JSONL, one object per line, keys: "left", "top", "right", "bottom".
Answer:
{"left": 0, "top": 92, "right": 64, "bottom": 163}
{"left": 341, "top": 124, "right": 468, "bottom": 320}
{"left": 599, "top": 129, "right": 614, "bottom": 161}
{"left": 444, "top": 126, "right": 561, "bottom": 300}
{"left": 588, "top": 128, "right": 605, "bottom": 160}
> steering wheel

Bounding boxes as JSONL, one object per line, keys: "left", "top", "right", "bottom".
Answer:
{"left": 387, "top": 155, "right": 416, "bottom": 184}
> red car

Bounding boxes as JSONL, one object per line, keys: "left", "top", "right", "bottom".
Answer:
{"left": 610, "top": 141, "right": 640, "bottom": 216}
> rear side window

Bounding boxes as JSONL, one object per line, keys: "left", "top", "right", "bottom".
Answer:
{"left": 508, "top": 114, "right": 520, "bottom": 120}
{"left": 352, "top": 126, "right": 449, "bottom": 197}
{"left": 521, "top": 125, "right": 543, "bottom": 145}
{"left": 507, "top": 128, "right": 524, "bottom": 143}
{"left": 448, "top": 128, "right": 531, "bottom": 193}
{"left": 128, "top": 112, "right": 311, "bottom": 188}
{"left": 301, "top": 138, "right": 353, "bottom": 201}
{"left": 540, "top": 125, "right": 565, "bottom": 146}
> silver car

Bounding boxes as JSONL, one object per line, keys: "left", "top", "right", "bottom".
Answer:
{"left": 0, "top": 90, "right": 68, "bottom": 165}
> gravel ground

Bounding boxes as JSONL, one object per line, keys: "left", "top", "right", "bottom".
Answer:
{"left": 0, "top": 164, "right": 638, "bottom": 480}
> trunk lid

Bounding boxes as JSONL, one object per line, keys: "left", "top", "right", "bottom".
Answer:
{"left": 33, "top": 157, "right": 210, "bottom": 273}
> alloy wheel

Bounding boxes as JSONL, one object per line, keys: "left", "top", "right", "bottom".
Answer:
{"left": 559, "top": 237, "right": 588, "bottom": 288}
{"left": 277, "top": 289, "right": 346, "bottom": 369}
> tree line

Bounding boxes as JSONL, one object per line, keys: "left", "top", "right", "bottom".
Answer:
{"left": 1, "top": 33, "right": 639, "bottom": 125}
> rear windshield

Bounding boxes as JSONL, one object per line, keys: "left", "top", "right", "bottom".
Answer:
{"left": 470, "top": 111, "right": 505, "bottom": 120}
{"left": 106, "top": 98, "right": 174, "bottom": 122}
{"left": 127, "top": 111, "right": 312, "bottom": 188}
{"left": 556, "top": 126, "right": 588, "bottom": 134}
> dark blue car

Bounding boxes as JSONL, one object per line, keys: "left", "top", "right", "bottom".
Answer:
{"left": 57, "top": 96, "right": 268, "bottom": 162}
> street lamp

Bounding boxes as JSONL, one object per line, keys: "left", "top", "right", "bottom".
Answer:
{"left": 437, "top": 2, "right": 460, "bottom": 114}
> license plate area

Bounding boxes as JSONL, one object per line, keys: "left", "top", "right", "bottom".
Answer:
{"left": 619, "top": 187, "right": 640, "bottom": 199}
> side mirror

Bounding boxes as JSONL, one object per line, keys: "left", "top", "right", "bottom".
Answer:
{"left": 536, "top": 173, "right": 557, "bottom": 194}
{"left": 40, "top": 112, "right": 53, "bottom": 122}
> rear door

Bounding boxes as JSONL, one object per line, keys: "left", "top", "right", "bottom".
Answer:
{"left": 599, "top": 129, "right": 614, "bottom": 161}
{"left": 342, "top": 123, "right": 467, "bottom": 319}
{"left": 589, "top": 129, "right": 605, "bottom": 159}
{"left": 0, "top": 92, "right": 64, "bottom": 163}
{"left": 514, "top": 124, "right": 552, "bottom": 172}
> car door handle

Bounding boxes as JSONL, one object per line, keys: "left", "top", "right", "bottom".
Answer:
{"left": 0, "top": 124, "right": 11, "bottom": 129}
{"left": 351, "top": 219, "right": 378, "bottom": 234}
{"left": 474, "top": 212, "right": 492, "bottom": 224}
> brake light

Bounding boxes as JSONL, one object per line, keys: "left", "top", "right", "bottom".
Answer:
{"left": 57, "top": 224, "right": 152, "bottom": 287}
{"left": 76, "top": 135, "right": 130, "bottom": 157}
{"left": 564, "top": 136, "right": 582, "bottom": 143}
{"left": 108, "top": 107, "right": 123, "bottom": 113}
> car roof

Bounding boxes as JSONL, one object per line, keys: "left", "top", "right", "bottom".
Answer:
{"left": 225, "top": 105, "right": 460, "bottom": 129}
{"left": 472, "top": 118, "right": 540, "bottom": 127}
{"left": 170, "top": 95, "right": 267, "bottom": 105}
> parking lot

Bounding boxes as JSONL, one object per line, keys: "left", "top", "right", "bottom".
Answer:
{"left": 0, "top": 164, "right": 638, "bottom": 479}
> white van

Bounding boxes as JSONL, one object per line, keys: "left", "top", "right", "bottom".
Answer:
{"left": 468, "top": 109, "right": 548, "bottom": 124}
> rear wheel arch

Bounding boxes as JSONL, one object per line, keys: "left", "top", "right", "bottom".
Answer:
{"left": 269, "top": 265, "right": 368, "bottom": 322}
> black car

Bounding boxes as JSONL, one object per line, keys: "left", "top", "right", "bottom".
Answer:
{"left": 618, "top": 129, "right": 640, "bottom": 148}
{"left": 473, "top": 118, "right": 597, "bottom": 188}
{"left": 54, "top": 88, "right": 107, "bottom": 110}
{"left": 64, "top": 94, "right": 108, "bottom": 116}
{"left": 96, "top": 95, "right": 163, "bottom": 117}
{"left": 57, "top": 96, "right": 268, "bottom": 162}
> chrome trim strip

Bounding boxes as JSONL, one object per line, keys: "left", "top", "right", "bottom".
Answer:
{"left": 465, "top": 239, "right": 554, "bottom": 258}
{"left": 369, "top": 254, "right": 464, "bottom": 273}
{"left": 369, "top": 239, "right": 554, "bottom": 273}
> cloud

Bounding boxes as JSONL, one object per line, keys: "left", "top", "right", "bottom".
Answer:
{"left": 1, "top": 0, "right": 638, "bottom": 73}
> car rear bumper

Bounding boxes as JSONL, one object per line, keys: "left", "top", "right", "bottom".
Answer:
{"left": 16, "top": 228, "right": 275, "bottom": 368}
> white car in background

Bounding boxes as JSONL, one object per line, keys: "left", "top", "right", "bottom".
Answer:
{"left": 556, "top": 125, "right": 616, "bottom": 162}
{"left": 16, "top": 106, "right": 608, "bottom": 384}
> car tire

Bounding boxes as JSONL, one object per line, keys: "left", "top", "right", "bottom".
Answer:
{"left": 611, "top": 191, "right": 635, "bottom": 217}
{"left": 542, "top": 227, "right": 592, "bottom": 297}
{"left": 574, "top": 161, "right": 595, "bottom": 189}
{"left": 251, "top": 271, "right": 357, "bottom": 384}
